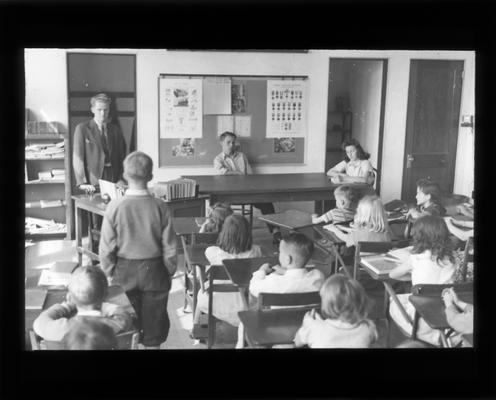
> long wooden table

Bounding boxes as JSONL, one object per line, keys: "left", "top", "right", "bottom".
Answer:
{"left": 182, "top": 173, "right": 374, "bottom": 214}
{"left": 72, "top": 194, "right": 208, "bottom": 266}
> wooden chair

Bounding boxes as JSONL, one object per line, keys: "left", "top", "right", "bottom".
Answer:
{"left": 206, "top": 264, "right": 239, "bottom": 349}
{"left": 29, "top": 329, "right": 140, "bottom": 350}
{"left": 257, "top": 291, "right": 321, "bottom": 310}
{"left": 183, "top": 232, "right": 218, "bottom": 312}
{"left": 231, "top": 204, "right": 254, "bottom": 227}
{"left": 388, "top": 282, "right": 473, "bottom": 347}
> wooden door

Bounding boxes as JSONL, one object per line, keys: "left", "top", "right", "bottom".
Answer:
{"left": 401, "top": 60, "right": 463, "bottom": 201}
{"left": 66, "top": 53, "right": 136, "bottom": 238}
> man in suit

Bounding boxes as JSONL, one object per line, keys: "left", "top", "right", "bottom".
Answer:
{"left": 73, "top": 93, "right": 127, "bottom": 193}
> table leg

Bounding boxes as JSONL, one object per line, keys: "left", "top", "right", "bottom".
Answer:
{"left": 440, "top": 331, "right": 449, "bottom": 348}
{"left": 75, "top": 205, "right": 83, "bottom": 266}
{"left": 411, "top": 311, "right": 420, "bottom": 340}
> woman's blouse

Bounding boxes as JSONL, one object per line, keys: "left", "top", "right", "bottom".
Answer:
{"left": 328, "top": 159, "right": 373, "bottom": 178}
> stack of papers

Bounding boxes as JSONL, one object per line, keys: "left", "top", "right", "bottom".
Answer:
{"left": 38, "top": 269, "right": 72, "bottom": 287}
{"left": 25, "top": 142, "right": 65, "bottom": 159}
{"left": 360, "top": 247, "right": 412, "bottom": 276}
{"left": 154, "top": 178, "right": 197, "bottom": 201}
{"left": 25, "top": 217, "right": 66, "bottom": 235}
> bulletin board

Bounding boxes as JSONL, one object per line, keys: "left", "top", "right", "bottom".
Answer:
{"left": 158, "top": 74, "right": 307, "bottom": 167}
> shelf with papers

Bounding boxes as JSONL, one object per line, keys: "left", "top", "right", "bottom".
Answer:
{"left": 25, "top": 180, "right": 65, "bottom": 185}
{"left": 25, "top": 133, "right": 66, "bottom": 140}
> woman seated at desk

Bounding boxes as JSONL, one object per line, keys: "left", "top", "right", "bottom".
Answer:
{"left": 327, "top": 139, "right": 374, "bottom": 186}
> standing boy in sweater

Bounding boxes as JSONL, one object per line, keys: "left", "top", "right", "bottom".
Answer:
{"left": 99, "top": 151, "right": 178, "bottom": 349}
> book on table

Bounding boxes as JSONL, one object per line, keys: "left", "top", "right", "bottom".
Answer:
{"left": 25, "top": 288, "right": 48, "bottom": 310}
{"left": 360, "top": 253, "right": 403, "bottom": 276}
{"left": 38, "top": 269, "right": 72, "bottom": 287}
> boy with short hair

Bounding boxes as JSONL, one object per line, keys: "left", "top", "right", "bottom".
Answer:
{"left": 63, "top": 316, "right": 118, "bottom": 350}
{"left": 33, "top": 265, "right": 133, "bottom": 341}
{"left": 236, "top": 232, "right": 325, "bottom": 348}
{"left": 312, "top": 185, "right": 358, "bottom": 224}
{"left": 99, "top": 151, "right": 178, "bottom": 349}
{"left": 407, "top": 178, "right": 446, "bottom": 220}
{"left": 249, "top": 232, "right": 325, "bottom": 298}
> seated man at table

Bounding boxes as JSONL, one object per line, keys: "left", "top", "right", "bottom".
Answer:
{"left": 33, "top": 265, "right": 133, "bottom": 342}
{"left": 213, "top": 131, "right": 281, "bottom": 243}
{"left": 236, "top": 232, "right": 325, "bottom": 348}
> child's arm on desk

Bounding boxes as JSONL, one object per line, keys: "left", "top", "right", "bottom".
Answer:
{"left": 249, "top": 263, "right": 276, "bottom": 298}
{"left": 389, "top": 257, "right": 413, "bottom": 281}
{"left": 32, "top": 301, "right": 77, "bottom": 341}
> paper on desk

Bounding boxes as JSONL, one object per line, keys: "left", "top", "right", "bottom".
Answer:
{"left": 38, "top": 269, "right": 72, "bottom": 287}
{"left": 387, "top": 246, "right": 413, "bottom": 263}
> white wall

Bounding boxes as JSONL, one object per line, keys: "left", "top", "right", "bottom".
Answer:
{"left": 24, "top": 48, "right": 475, "bottom": 203}
{"left": 349, "top": 60, "right": 383, "bottom": 170}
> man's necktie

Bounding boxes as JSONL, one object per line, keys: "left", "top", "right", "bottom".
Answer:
{"left": 101, "top": 124, "right": 110, "bottom": 164}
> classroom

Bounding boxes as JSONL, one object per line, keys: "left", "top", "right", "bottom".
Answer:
{"left": 24, "top": 49, "right": 475, "bottom": 350}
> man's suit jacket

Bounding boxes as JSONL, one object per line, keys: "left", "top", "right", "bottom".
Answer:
{"left": 73, "top": 119, "right": 127, "bottom": 186}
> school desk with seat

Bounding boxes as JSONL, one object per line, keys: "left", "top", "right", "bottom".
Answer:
{"left": 408, "top": 283, "right": 473, "bottom": 347}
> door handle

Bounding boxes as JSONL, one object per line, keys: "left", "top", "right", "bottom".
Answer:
{"left": 406, "top": 154, "right": 414, "bottom": 168}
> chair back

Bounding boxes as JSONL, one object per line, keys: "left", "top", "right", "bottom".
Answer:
{"left": 411, "top": 282, "right": 473, "bottom": 296}
{"left": 257, "top": 291, "right": 321, "bottom": 310}
{"left": 459, "top": 237, "right": 474, "bottom": 282}
{"left": 207, "top": 264, "right": 239, "bottom": 349}
{"left": 40, "top": 340, "right": 66, "bottom": 350}
{"left": 115, "top": 330, "right": 140, "bottom": 349}
{"left": 191, "top": 232, "right": 218, "bottom": 245}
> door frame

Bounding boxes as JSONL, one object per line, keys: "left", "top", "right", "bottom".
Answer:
{"left": 327, "top": 58, "right": 388, "bottom": 195}
{"left": 401, "top": 59, "right": 464, "bottom": 201}
{"left": 65, "top": 52, "right": 137, "bottom": 239}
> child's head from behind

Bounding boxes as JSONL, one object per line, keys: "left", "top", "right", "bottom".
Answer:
{"left": 206, "top": 203, "right": 233, "bottom": 233}
{"left": 334, "top": 185, "right": 358, "bottom": 210}
{"left": 412, "top": 215, "right": 454, "bottom": 263}
{"left": 278, "top": 232, "right": 314, "bottom": 269}
{"left": 416, "top": 178, "right": 441, "bottom": 206}
{"left": 320, "top": 274, "right": 370, "bottom": 325}
{"left": 354, "top": 195, "right": 389, "bottom": 233}
{"left": 217, "top": 214, "right": 252, "bottom": 255}
{"left": 123, "top": 151, "right": 153, "bottom": 184}
{"left": 67, "top": 266, "right": 108, "bottom": 311}
{"left": 63, "top": 316, "right": 117, "bottom": 350}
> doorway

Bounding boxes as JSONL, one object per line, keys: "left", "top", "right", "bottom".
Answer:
{"left": 66, "top": 52, "right": 136, "bottom": 238}
{"left": 326, "top": 58, "right": 388, "bottom": 194}
{"left": 401, "top": 60, "right": 463, "bottom": 201}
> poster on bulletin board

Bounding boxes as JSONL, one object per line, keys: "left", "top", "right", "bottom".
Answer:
{"left": 159, "top": 77, "right": 203, "bottom": 138}
{"left": 266, "top": 80, "right": 306, "bottom": 138}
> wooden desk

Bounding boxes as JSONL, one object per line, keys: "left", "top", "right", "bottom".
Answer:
{"left": 409, "top": 291, "right": 473, "bottom": 347}
{"left": 72, "top": 194, "right": 107, "bottom": 265}
{"left": 183, "top": 173, "right": 374, "bottom": 214}
{"left": 72, "top": 194, "right": 208, "bottom": 266}
{"left": 258, "top": 210, "right": 315, "bottom": 230}
{"left": 238, "top": 307, "right": 313, "bottom": 348}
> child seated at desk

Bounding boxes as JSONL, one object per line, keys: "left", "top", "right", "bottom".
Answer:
{"left": 199, "top": 202, "right": 233, "bottom": 233}
{"left": 235, "top": 232, "right": 325, "bottom": 348}
{"left": 325, "top": 194, "right": 391, "bottom": 248}
{"left": 63, "top": 316, "right": 118, "bottom": 350}
{"left": 442, "top": 287, "right": 473, "bottom": 347}
{"left": 388, "top": 215, "right": 457, "bottom": 345}
{"left": 294, "top": 274, "right": 377, "bottom": 348}
{"left": 248, "top": 232, "right": 325, "bottom": 298}
{"left": 195, "top": 214, "right": 262, "bottom": 327}
{"left": 311, "top": 185, "right": 358, "bottom": 225}
{"left": 33, "top": 265, "right": 133, "bottom": 342}
{"left": 406, "top": 178, "right": 446, "bottom": 221}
